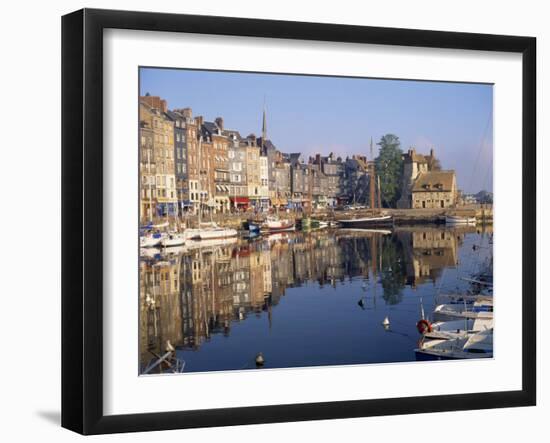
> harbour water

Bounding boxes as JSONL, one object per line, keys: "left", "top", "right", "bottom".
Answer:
{"left": 139, "top": 225, "right": 493, "bottom": 374}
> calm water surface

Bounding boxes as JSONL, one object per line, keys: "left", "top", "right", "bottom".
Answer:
{"left": 139, "top": 225, "right": 492, "bottom": 374}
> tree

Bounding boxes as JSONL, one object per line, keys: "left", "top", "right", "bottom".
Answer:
{"left": 375, "top": 134, "right": 404, "bottom": 207}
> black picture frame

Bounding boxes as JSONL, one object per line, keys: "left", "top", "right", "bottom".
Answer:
{"left": 62, "top": 8, "right": 536, "bottom": 435}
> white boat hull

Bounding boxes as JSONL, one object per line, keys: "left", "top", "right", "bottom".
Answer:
{"left": 445, "top": 215, "right": 477, "bottom": 225}
{"left": 140, "top": 235, "right": 162, "bottom": 248}
{"left": 185, "top": 227, "right": 238, "bottom": 240}
{"left": 161, "top": 234, "right": 186, "bottom": 247}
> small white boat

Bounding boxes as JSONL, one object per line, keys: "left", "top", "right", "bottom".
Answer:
{"left": 161, "top": 232, "right": 186, "bottom": 247}
{"left": 415, "top": 328, "right": 493, "bottom": 360}
{"left": 435, "top": 293, "right": 493, "bottom": 306}
{"left": 185, "top": 222, "right": 238, "bottom": 241}
{"left": 140, "top": 233, "right": 163, "bottom": 248}
{"left": 423, "top": 318, "right": 493, "bottom": 336}
{"left": 263, "top": 217, "right": 295, "bottom": 233}
{"left": 433, "top": 298, "right": 493, "bottom": 322}
{"left": 445, "top": 215, "right": 476, "bottom": 225}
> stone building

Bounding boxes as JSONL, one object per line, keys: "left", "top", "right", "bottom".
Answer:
{"left": 225, "top": 129, "right": 249, "bottom": 211}
{"left": 273, "top": 154, "right": 291, "bottom": 209}
{"left": 172, "top": 108, "right": 200, "bottom": 214}
{"left": 194, "top": 116, "right": 215, "bottom": 214}
{"left": 316, "top": 153, "right": 343, "bottom": 207}
{"left": 410, "top": 170, "right": 458, "bottom": 209}
{"left": 396, "top": 147, "right": 457, "bottom": 209}
{"left": 203, "top": 118, "right": 231, "bottom": 213}
{"left": 342, "top": 155, "right": 370, "bottom": 204}
{"left": 245, "top": 135, "right": 262, "bottom": 208}
{"left": 309, "top": 163, "right": 329, "bottom": 209}
{"left": 259, "top": 155, "right": 270, "bottom": 209}
{"left": 139, "top": 97, "right": 177, "bottom": 217}
{"left": 165, "top": 110, "right": 189, "bottom": 213}
{"left": 139, "top": 103, "right": 156, "bottom": 223}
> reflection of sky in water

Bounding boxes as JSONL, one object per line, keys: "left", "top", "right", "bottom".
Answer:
{"left": 139, "top": 227, "right": 493, "bottom": 373}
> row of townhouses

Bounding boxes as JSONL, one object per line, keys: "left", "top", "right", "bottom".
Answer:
{"left": 139, "top": 95, "right": 458, "bottom": 223}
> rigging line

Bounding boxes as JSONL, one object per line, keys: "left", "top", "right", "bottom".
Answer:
{"left": 467, "top": 109, "right": 493, "bottom": 192}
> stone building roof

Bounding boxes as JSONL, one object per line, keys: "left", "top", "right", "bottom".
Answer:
{"left": 412, "top": 170, "right": 455, "bottom": 192}
{"left": 403, "top": 148, "right": 434, "bottom": 164}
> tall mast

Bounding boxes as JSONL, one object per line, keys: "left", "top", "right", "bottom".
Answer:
{"left": 147, "top": 148, "right": 153, "bottom": 224}
{"left": 261, "top": 97, "right": 267, "bottom": 150}
{"left": 377, "top": 175, "right": 382, "bottom": 210}
{"left": 370, "top": 137, "right": 376, "bottom": 211}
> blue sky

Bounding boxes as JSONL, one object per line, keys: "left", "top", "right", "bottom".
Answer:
{"left": 140, "top": 68, "right": 493, "bottom": 193}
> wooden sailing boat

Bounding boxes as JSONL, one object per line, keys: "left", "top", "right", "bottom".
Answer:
{"left": 339, "top": 138, "right": 394, "bottom": 229}
{"left": 264, "top": 179, "right": 294, "bottom": 232}
{"left": 262, "top": 105, "right": 294, "bottom": 233}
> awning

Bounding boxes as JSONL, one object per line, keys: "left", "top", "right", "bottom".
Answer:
{"left": 230, "top": 197, "right": 249, "bottom": 204}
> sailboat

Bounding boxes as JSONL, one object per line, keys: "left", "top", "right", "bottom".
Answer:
{"left": 185, "top": 136, "right": 238, "bottom": 241}
{"left": 339, "top": 139, "right": 393, "bottom": 229}
{"left": 432, "top": 298, "right": 493, "bottom": 322}
{"left": 415, "top": 327, "right": 493, "bottom": 360}
{"left": 161, "top": 194, "right": 186, "bottom": 247}
{"left": 261, "top": 106, "right": 295, "bottom": 234}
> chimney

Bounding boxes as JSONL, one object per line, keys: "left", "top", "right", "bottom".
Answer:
{"left": 430, "top": 148, "right": 435, "bottom": 158}
{"left": 215, "top": 117, "right": 224, "bottom": 130}
{"left": 140, "top": 95, "right": 167, "bottom": 113}
{"left": 181, "top": 107, "right": 193, "bottom": 119}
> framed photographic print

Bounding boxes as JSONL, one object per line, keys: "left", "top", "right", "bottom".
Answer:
{"left": 61, "top": 8, "right": 536, "bottom": 435}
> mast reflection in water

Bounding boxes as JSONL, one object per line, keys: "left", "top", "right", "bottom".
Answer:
{"left": 139, "top": 226, "right": 492, "bottom": 373}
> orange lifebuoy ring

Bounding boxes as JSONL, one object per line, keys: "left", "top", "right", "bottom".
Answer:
{"left": 416, "top": 319, "right": 432, "bottom": 334}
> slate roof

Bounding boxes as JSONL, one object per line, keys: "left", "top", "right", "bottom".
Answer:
{"left": 412, "top": 171, "right": 456, "bottom": 192}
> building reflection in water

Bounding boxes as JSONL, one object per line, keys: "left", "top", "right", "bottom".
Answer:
{"left": 139, "top": 225, "right": 487, "bottom": 372}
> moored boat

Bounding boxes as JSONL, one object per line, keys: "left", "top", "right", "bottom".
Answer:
{"left": 415, "top": 328, "right": 493, "bottom": 360}
{"left": 432, "top": 298, "right": 493, "bottom": 322}
{"left": 263, "top": 217, "right": 295, "bottom": 233}
{"left": 338, "top": 214, "right": 393, "bottom": 228}
{"left": 185, "top": 222, "right": 238, "bottom": 240}
{"left": 140, "top": 232, "right": 164, "bottom": 248}
{"left": 161, "top": 232, "right": 186, "bottom": 247}
{"left": 445, "top": 214, "right": 477, "bottom": 225}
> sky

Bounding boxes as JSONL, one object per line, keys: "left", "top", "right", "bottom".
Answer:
{"left": 140, "top": 67, "right": 493, "bottom": 193}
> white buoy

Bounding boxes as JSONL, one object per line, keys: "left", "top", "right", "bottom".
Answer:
{"left": 382, "top": 316, "right": 390, "bottom": 327}
{"left": 255, "top": 352, "right": 265, "bottom": 366}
